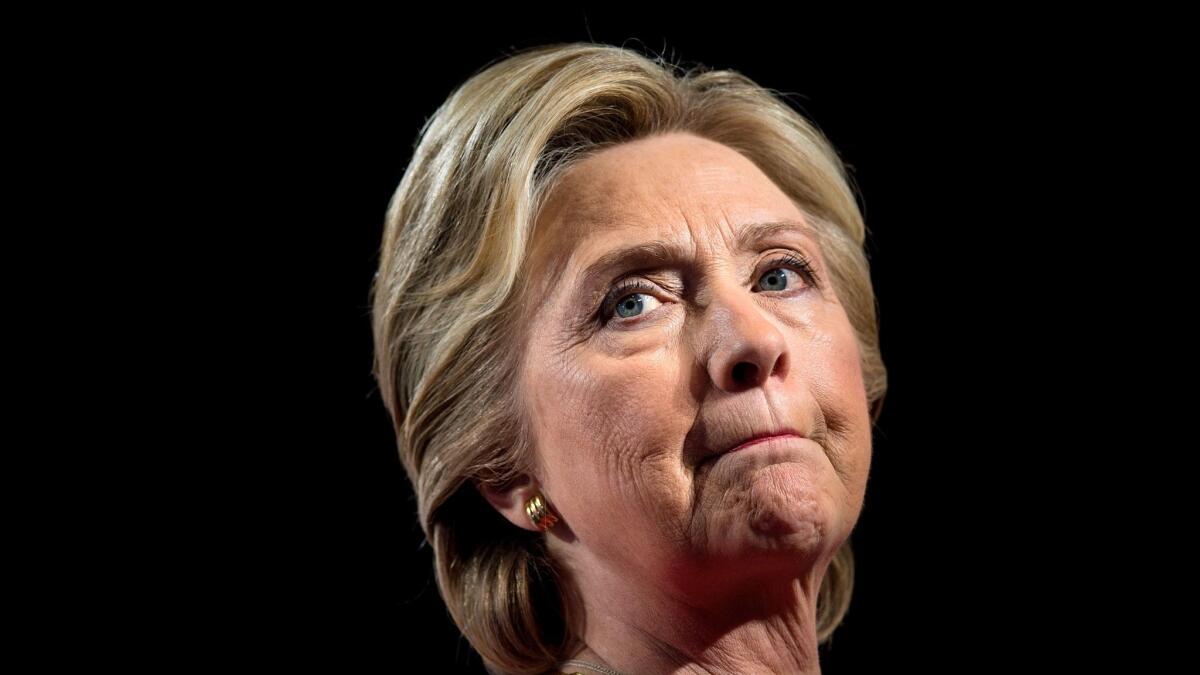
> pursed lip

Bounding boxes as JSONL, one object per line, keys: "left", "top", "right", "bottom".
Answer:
{"left": 725, "top": 428, "right": 804, "bottom": 454}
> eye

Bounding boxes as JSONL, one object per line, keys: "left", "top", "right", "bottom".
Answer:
{"left": 613, "top": 291, "right": 662, "bottom": 319}
{"left": 595, "top": 251, "right": 821, "bottom": 329}
{"left": 600, "top": 280, "right": 663, "bottom": 324}
{"left": 756, "top": 252, "right": 821, "bottom": 293}
{"left": 757, "top": 267, "right": 793, "bottom": 291}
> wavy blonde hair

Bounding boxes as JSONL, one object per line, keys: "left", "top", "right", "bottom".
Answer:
{"left": 369, "top": 42, "right": 887, "bottom": 674}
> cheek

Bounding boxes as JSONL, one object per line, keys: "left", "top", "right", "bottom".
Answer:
{"left": 526, "top": 348, "right": 692, "bottom": 534}
{"left": 807, "top": 311, "right": 873, "bottom": 510}
{"left": 532, "top": 350, "right": 665, "bottom": 456}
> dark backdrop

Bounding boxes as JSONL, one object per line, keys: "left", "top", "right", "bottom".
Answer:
{"left": 177, "top": 9, "right": 1161, "bottom": 673}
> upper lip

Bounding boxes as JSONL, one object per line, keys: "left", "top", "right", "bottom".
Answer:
{"left": 721, "top": 426, "right": 804, "bottom": 454}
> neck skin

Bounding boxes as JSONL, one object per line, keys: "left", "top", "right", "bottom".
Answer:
{"left": 556, "top": 550, "right": 829, "bottom": 675}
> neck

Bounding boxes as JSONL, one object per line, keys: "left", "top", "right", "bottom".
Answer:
{"left": 558, "top": 551, "right": 828, "bottom": 675}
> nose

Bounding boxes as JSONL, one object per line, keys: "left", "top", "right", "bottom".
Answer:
{"left": 702, "top": 283, "right": 790, "bottom": 393}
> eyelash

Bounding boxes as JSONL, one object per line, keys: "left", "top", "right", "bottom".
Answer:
{"left": 596, "top": 252, "right": 822, "bottom": 327}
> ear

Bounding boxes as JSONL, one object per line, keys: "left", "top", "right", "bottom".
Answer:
{"left": 473, "top": 473, "right": 546, "bottom": 533}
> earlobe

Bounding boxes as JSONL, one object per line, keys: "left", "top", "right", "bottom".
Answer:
{"left": 473, "top": 475, "right": 560, "bottom": 533}
{"left": 524, "top": 491, "right": 560, "bottom": 532}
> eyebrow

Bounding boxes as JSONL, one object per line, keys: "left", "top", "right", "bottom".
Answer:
{"left": 574, "top": 219, "right": 818, "bottom": 303}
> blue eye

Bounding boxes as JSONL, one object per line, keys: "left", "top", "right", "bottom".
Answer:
{"left": 758, "top": 267, "right": 790, "bottom": 291}
{"left": 603, "top": 283, "right": 663, "bottom": 321}
{"left": 762, "top": 252, "right": 821, "bottom": 292}
{"left": 596, "top": 251, "right": 821, "bottom": 328}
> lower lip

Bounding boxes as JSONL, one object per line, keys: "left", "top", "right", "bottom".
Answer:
{"left": 728, "top": 433, "right": 802, "bottom": 453}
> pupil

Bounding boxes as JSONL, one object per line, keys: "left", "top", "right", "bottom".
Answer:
{"left": 763, "top": 270, "right": 787, "bottom": 290}
{"left": 617, "top": 295, "right": 642, "bottom": 318}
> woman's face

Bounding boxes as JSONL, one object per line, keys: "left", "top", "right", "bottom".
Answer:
{"left": 498, "top": 131, "right": 872, "bottom": 588}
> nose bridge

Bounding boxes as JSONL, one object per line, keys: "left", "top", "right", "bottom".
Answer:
{"left": 697, "top": 276, "right": 789, "bottom": 393}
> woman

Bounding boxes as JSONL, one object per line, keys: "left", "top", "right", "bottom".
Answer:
{"left": 370, "top": 42, "right": 886, "bottom": 675}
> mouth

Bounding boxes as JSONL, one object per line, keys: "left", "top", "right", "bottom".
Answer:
{"left": 726, "top": 431, "right": 803, "bottom": 454}
{"left": 698, "top": 427, "right": 806, "bottom": 465}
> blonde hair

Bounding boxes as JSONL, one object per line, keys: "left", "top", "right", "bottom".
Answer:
{"left": 369, "top": 41, "right": 887, "bottom": 674}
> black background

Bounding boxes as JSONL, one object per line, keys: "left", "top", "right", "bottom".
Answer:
{"left": 89, "top": 8, "right": 1175, "bottom": 672}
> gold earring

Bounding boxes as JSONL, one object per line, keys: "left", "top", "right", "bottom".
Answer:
{"left": 525, "top": 491, "right": 559, "bottom": 532}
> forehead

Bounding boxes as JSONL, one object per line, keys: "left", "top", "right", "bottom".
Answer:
{"left": 529, "top": 132, "right": 812, "bottom": 278}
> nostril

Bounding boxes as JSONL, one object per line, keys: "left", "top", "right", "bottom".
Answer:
{"left": 732, "top": 362, "right": 758, "bottom": 384}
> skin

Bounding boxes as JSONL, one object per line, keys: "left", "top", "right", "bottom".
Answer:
{"left": 476, "top": 131, "right": 873, "bottom": 675}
